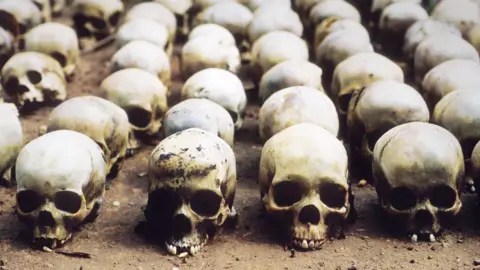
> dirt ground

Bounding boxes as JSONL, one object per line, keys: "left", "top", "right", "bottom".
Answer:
{"left": 1, "top": 8, "right": 480, "bottom": 270}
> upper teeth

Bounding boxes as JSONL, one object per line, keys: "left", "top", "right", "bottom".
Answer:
{"left": 292, "top": 238, "right": 323, "bottom": 250}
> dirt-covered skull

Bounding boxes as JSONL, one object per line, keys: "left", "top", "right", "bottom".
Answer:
{"left": 259, "top": 123, "right": 351, "bottom": 250}
{"left": 15, "top": 130, "right": 107, "bottom": 249}
{"left": 1, "top": 51, "right": 67, "bottom": 111}
{"left": 181, "top": 68, "right": 246, "bottom": 130}
{"left": 163, "top": 98, "right": 235, "bottom": 147}
{"left": 145, "top": 128, "right": 236, "bottom": 255}
{"left": 0, "top": 102, "right": 23, "bottom": 186}
{"left": 46, "top": 96, "right": 131, "bottom": 177}
{"left": 0, "top": 0, "right": 42, "bottom": 39}
{"left": 24, "top": 22, "right": 80, "bottom": 81}
{"left": 100, "top": 68, "right": 168, "bottom": 137}
{"left": 110, "top": 40, "right": 171, "bottom": 87}
{"left": 373, "top": 122, "right": 464, "bottom": 239}
{"left": 72, "top": 0, "right": 124, "bottom": 41}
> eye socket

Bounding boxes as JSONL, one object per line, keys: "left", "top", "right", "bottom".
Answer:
{"left": 89, "top": 17, "right": 106, "bottom": 30}
{"left": 429, "top": 185, "right": 457, "bottom": 209}
{"left": 109, "top": 12, "right": 121, "bottom": 27}
{"left": 0, "top": 10, "right": 19, "bottom": 37}
{"left": 319, "top": 182, "right": 347, "bottom": 208}
{"left": 338, "top": 92, "right": 353, "bottom": 112}
{"left": 148, "top": 188, "right": 181, "bottom": 217}
{"left": 26, "top": 70, "right": 42, "bottom": 84}
{"left": 390, "top": 187, "right": 417, "bottom": 211}
{"left": 4, "top": 76, "right": 19, "bottom": 94}
{"left": 190, "top": 190, "right": 222, "bottom": 217}
{"left": 273, "top": 180, "right": 305, "bottom": 207}
{"left": 32, "top": 1, "right": 43, "bottom": 11}
{"left": 17, "top": 190, "right": 45, "bottom": 213}
{"left": 126, "top": 107, "right": 152, "bottom": 128}
{"left": 50, "top": 52, "right": 67, "bottom": 67}
{"left": 366, "top": 129, "right": 385, "bottom": 151}
{"left": 54, "top": 191, "right": 83, "bottom": 214}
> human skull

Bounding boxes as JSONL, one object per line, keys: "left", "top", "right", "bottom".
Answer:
{"left": 237, "top": 0, "right": 291, "bottom": 11}
{"left": 30, "top": 0, "right": 52, "bottom": 22}
{"left": 414, "top": 33, "right": 479, "bottom": 85}
{"left": 259, "top": 60, "right": 324, "bottom": 102}
{"left": 421, "top": 59, "right": 480, "bottom": 111}
{"left": 309, "top": 0, "right": 360, "bottom": 32}
{"left": 46, "top": 96, "right": 131, "bottom": 177}
{"left": 0, "top": 27, "right": 14, "bottom": 69}
{"left": 188, "top": 24, "right": 236, "bottom": 47}
{"left": 153, "top": 0, "right": 192, "bottom": 37}
{"left": 431, "top": 0, "right": 480, "bottom": 37}
{"left": 181, "top": 36, "right": 241, "bottom": 80}
{"left": 110, "top": 40, "right": 171, "bottom": 87}
{"left": 313, "top": 17, "right": 370, "bottom": 53}
{"left": 115, "top": 19, "right": 172, "bottom": 57}
{"left": 403, "top": 19, "right": 461, "bottom": 63}
{"left": 370, "top": 0, "right": 422, "bottom": 14}
{"left": 124, "top": 2, "right": 177, "bottom": 43}
{"left": 259, "top": 86, "right": 338, "bottom": 142}
{"left": 23, "top": 22, "right": 80, "bottom": 81}
{"left": 15, "top": 130, "right": 107, "bottom": 249}
{"left": 259, "top": 123, "right": 350, "bottom": 250}
{"left": 372, "top": 122, "right": 464, "bottom": 238}
{"left": 182, "top": 68, "right": 246, "bottom": 130}
{"left": 100, "top": 68, "right": 168, "bottom": 137}
{"left": 1, "top": 51, "right": 67, "bottom": 111}
{"left": 0, "top": 0, "right": 42, "bottom": 39}
{"left": 163, "top": 98, "right": 235, "bottom": 146}
{"left": 0, "top": 102, "right": 23, "bottom": 187}
{"left": 347, "top": 80, "right": 429, "bottom": 167}
{"left": 145, "top": 128, "right": 236, "bottom": 255}
{"left": 72, "top": 0, "right": 124, "bottom": 41}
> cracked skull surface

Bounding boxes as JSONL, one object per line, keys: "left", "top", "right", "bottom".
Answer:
{"left": 259, "top": 123, "right": 351, "bottom": 250}
{"left": 0, "top": 102, "right": 23, "bottom": 186}
{"left": 145, "top": 128, "right": 237, "bottom": 255}
{"left": 373, "top": 122, "right": 464, "bottom": 238}
{"left": 15, "top": 130, "right": 107, "bottom": 249}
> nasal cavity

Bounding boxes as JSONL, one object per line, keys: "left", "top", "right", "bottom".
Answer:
{"left": 172, "top": 214, "right": 192, "bottom": 237}
{"left": 38, "top": 211, "right": 56, "bottom": 227}
{"left": 299, "top": 205, "right": 321, "bottom": 225}
{"left": 414, "top": 209, "right": 434, "bottom": 227}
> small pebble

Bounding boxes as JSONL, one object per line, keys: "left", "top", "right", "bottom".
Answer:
{"left": 410, "top": 259, "right": 415, "bottom": 264}
{"left": 290, "top": 249, "right": 295, "bottom": 258}
{"left": 428, "top": 255, "right": 433, "bottom": 260}
{"left": 138, "top": 172, "right": 147, "bottom": 177}
{"left": 113, "top": 201, "right": 120, "bottom": 207}
{"left": 407, "top": 246, "right": 413, "bottom": 251}
{"left": 347, "top": 265, "right": 357, "bottom": 270}
{"left": 178, "top": 252, "right": 188, "bottom": 259}
{"left": 358, "top": 180, "right": 367, "bottom": 187}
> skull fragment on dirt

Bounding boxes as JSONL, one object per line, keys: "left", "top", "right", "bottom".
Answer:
{"left": 373, "top": 122, "right": 464, "bottom": 239}
{"left": 259, "top": 123, "right": 351, "bottom": 250}
{"left": 46, "top": 96, "right": 131, "bottom": 178}
{"left": 145, "top": 128, "right": 236, "bottom": 255}
{"left": 15, "top": 130, "right": 107, "bottom": 249}
{"left": 0, "top": 102, "right": 23, "bottom": 187}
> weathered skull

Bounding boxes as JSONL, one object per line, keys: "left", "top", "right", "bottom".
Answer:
{"left": 153, "top": 0, "right": 192, "bottom": 37}
{"left": 1, "top": 51, "right": 67, "bottom": 111}
{"left": 421, "top": 59, "right": 480, "bottom": 111}
{"left": 72, "top": 0, "right": 124, "bottom": 41}
{"left": 181, "top": 36, "right": 241, "bottom": 80}
{"left": 0, "top": 27, "right": 14, "bottom": 69}
{"left": 23, "top": 22, "right": 80, "bottom": 81}
{"left": 100, "top": 68, "right": 168, "bottom": 136}
{"left": 188, "top": 23, "right": 236, "bottom": 47}
{"left": 0, "top": 102, "right": 23, "bottom": 186}
{"left": 31, "top": 0, "right": 52, "bottom": 22}
{"left": 115, "top": 18, "right": 172, "bottom": 57}
{"left": 259, "top": 86, "right": 338, "bottom": 142}
{"left": 46, "top": 96, "right": 131, "bottom": 177}
{"left": 403, "top": 19, "right": 461, "bottom": 63}
{"left": 373, "top": 122, "right": 464, "bottom": 238}
{"left": 50, "top": 0, "right": 66, "bottom": 16}
{"left": 259, "top": 60, "right": 324, "bottom": 102}
{"left": 347, "top": 80, "right": 430, "bottom": 168}
{"left": 163, "top": 98, "right": 235, "bottom": 146}
{"left": 369, "top": 0, "right": 422, "bottom": 24}
{"left": 313, "top": 17, "right": 370, "bottom": 54}
{"left": 0, "top": 0, "right": 42, "bottom": 39}
{"left": 124, "top": 2, "right": 177, "bottom": 43}
{"left": 414, "top": 33, "right": 479, "bottom": 85}
{"left": 308, "top": 0, "right": 360, "bottom": 32}
{"left": 145, "top": 128, "right": 236, "bottom": 255}
{"left": 259, "top": 123, "right": 350, "bottom": 250}
{"left": 15, "top": 130, "right": 107, "bottom": 249}
{"left": 182, "top": 68, "right": 246, "bottom": 129}
{"left": 431, "top": 0, "right": 480, "bottom": 37}
{"left": 110, "top": 40, "right": 171, "bottom": 87}
{"left": 246, "top": 5, "right": 303, "bottom": 43}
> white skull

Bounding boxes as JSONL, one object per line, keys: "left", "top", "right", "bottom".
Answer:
{"left": 15, "top": 130, "right": 107, "bottom": 249}
{"left": 259, "top": 123, "right": 350, "bottom": 250}
{"left": 145, "top": 128, "right": 236, "bottom": 255}
{"left": 100, "top": 68, "right": 168, "bottom": 136}
{"left": 371, "top": 0, "right": 421, "bottom": 13}
{"left": 46, "top": 96, "right": 131, "bottom": 177}
{"left": 431, "top": 0, "right": 480, "bottom": 37}
{"left": 23, "top": 22, "right": 80, "bottom": 81}
{"left": 0, "top": 0, "right": 42, "bottom": 38}
{"left": 373, "top": 122, "right": 464, "bottom": 237}
{"left": 181, "top": 36, "right": 241, "bottom": 80}
{"left": 115, "top": 18, "right": 172, "bottom": 57}
{"left": 421, "top": 59, "right": 480, "bottom": 110}
{"left": 259, "top": 86, "right": 338, "bottom": 142}
{"left": 181, "top": 68, "right": 247, "bottom": 130}
{"left": 30, "top": 0, "right": 52, "bottom": 22}
{"left": 188, "top": 24, "right": 236, "bottom": 47}
{"left": 259, "top": 60, "right": 324, "bottom": 102}
{"left": 163, "top": 98, "right": 235, "bottom": 146}
{"left": 110, "top": 40, "right": 171, "bottom": 87}
{"left": 314, "top": 18, "right": 370, "bottom": 54}
{"left": 153, "top": 0, "right": 192, "bottom": 37}
{"left": 246, "top": 5, "right": 303, "bottom": 43}
{"left": 124, "top": 2, "right": 177, "bottom": 43}
{"left": 294, "top": 0, "right": 334, "bottom": 26}
{"left": 403, "top": 19, "right": 461, "bottom": 62}
{"left": 72, "top": 0, "right": 124, "bottom": 41}
{"left": 0, "top": 27, "right": 14, "bottom": 68}
{"left": 413, "top": 33, "right": 479, "bottom": 85}
{"left": 0, "top": 102, "right": 23, "bottom": 186}
{"left": 1, "top": 51, "right": 67, "bottom": 110}
{"left": 309, "top": 0, "right": 361, "bottom": 29}
{"left": 237, "top": 0, "right": 291, "bottom": 11}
